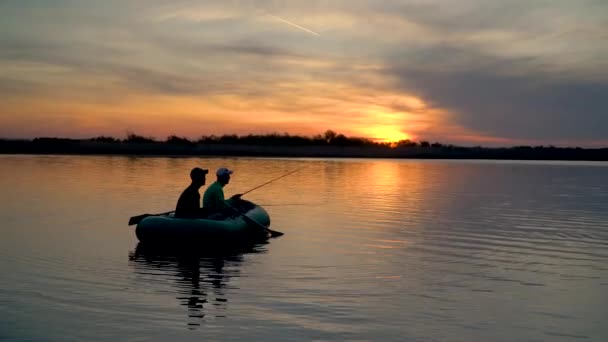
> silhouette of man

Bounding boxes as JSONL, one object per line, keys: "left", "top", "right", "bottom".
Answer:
{"left": 175, "top": 167, "right": 209, "bottom": 218}
{"left": 203, "top": 167, "right": 242, "bottom": 213}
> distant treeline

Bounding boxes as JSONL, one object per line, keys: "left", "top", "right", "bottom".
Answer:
{"left": 88, "top": 130, "right": 390, "bottom": 147}
{"left": 1, "top": 130, "right": 607, "bottom": 161}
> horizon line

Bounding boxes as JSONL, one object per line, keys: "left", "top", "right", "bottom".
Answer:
{"left": 1, "top": 135, "right": 606, "bottom": 150}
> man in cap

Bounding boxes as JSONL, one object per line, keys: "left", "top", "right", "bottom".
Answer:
{"left": 203, "top": 167, "right": 242, "bottom": 213}
{"left": 175, "top": 167, "right": 209, "bottom": 218}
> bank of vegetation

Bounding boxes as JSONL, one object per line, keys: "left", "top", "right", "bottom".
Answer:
{"left": 1, "top": 130, "right": 607, "bottom": 161}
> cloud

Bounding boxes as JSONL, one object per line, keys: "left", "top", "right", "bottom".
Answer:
{"left": 372, "top": 0, "right": 608, "bottom": 144}
{"left": 390, "top": 57, "right": 608, "bottom": 141}
{"left": 1, "top": 0, "right": 607, "bottom": 144}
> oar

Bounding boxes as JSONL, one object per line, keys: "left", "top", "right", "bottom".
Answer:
{"left": 224, "top": 202, "right": 284, "bottom": 237}
{"left": 128, "top": 210, "right": 174, "bottom": 226}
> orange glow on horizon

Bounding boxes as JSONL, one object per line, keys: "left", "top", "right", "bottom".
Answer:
{"left": 365, "top": 126, "right": 411, "bottom": 143}
{"left": 0, "top": 77, "right": 434, "bottom": 142}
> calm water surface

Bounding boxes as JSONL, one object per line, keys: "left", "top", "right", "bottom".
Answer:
{"left": 1, "top": 155, "right": 607, "bottom": 341}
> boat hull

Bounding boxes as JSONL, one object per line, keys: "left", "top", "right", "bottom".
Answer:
{"left": 135, "top": 200, "right": 271, "bottom": 244}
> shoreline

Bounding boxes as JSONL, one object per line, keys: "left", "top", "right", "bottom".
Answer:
{"left": 1, "top": 140, "right": 607, "bottom": 161}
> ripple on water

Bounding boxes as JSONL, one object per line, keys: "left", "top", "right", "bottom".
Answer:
{"left": 2, "top": 156, "right": 608, "bottom": 341}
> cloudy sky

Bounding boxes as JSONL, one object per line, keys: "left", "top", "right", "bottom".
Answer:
{"left": 1, "top": 0, "right": 606, "bottom": 145}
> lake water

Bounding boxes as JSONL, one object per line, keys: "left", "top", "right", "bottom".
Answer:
{"left": 1, "top": 155, "right": 607, "bottom": 341}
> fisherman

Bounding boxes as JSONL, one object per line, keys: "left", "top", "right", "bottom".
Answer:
{"left": 174, "top": 167, "right": 209, "bottom": 218}
{"left": 203, "top": 167, "right": 242, "bottom": 213}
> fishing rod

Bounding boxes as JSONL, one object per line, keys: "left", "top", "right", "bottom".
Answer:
{"left": 240, "top": 167, "right": 305, "bottom": 196}
{"left": 257, "top": 202, "right": 325, "bottom": 207}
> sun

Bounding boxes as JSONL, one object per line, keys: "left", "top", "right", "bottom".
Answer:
{"left": 368, "top": 126, "right": 411, "bottom": 143}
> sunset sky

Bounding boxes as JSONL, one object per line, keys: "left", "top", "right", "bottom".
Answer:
{"left": 1, "top": 0, "right": 607, "bottom": 146}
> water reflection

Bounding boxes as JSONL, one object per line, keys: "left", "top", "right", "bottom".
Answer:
{"left": 128, "top": 242, "right": 267, "bottom": 329}
{"left": 3, "top": 156, "right": 608, "bottom": 341}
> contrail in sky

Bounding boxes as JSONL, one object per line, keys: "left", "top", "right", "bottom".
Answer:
{"left": 267, "top": 14, "right": 320, "bottom": 36}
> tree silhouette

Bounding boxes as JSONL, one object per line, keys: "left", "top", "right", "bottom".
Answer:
{"left": 324, "top": 130, "right": 337, "bottom": 143}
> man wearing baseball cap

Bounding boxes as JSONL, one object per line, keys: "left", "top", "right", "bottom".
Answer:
{"left": 175, "top": 167, "right": 209, "bottom": 218}
{"left": 202, "top": 167, "right": 243, "bottom": 213}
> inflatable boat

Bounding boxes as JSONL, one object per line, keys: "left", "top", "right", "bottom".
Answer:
{"left": 135, "top": 200, "right": 271, "bottom": 244}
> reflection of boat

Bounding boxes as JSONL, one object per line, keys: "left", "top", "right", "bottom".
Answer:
{"left": 128, "top": 242, "right": 266, "bottom": 329}
{"left": 135, "top": 200, "right": 271, "bottom": 244}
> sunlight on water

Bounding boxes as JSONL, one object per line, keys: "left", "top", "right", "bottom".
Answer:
{"left": 1, "top": 156, "right": 607, "bottom": 341}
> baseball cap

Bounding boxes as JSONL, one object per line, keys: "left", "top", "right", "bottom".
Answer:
{"left": 216, "top": 167, "right": 234, "bottom": 177}
{"left": 190, "top": 167, "right": 209, "bottom": 178}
